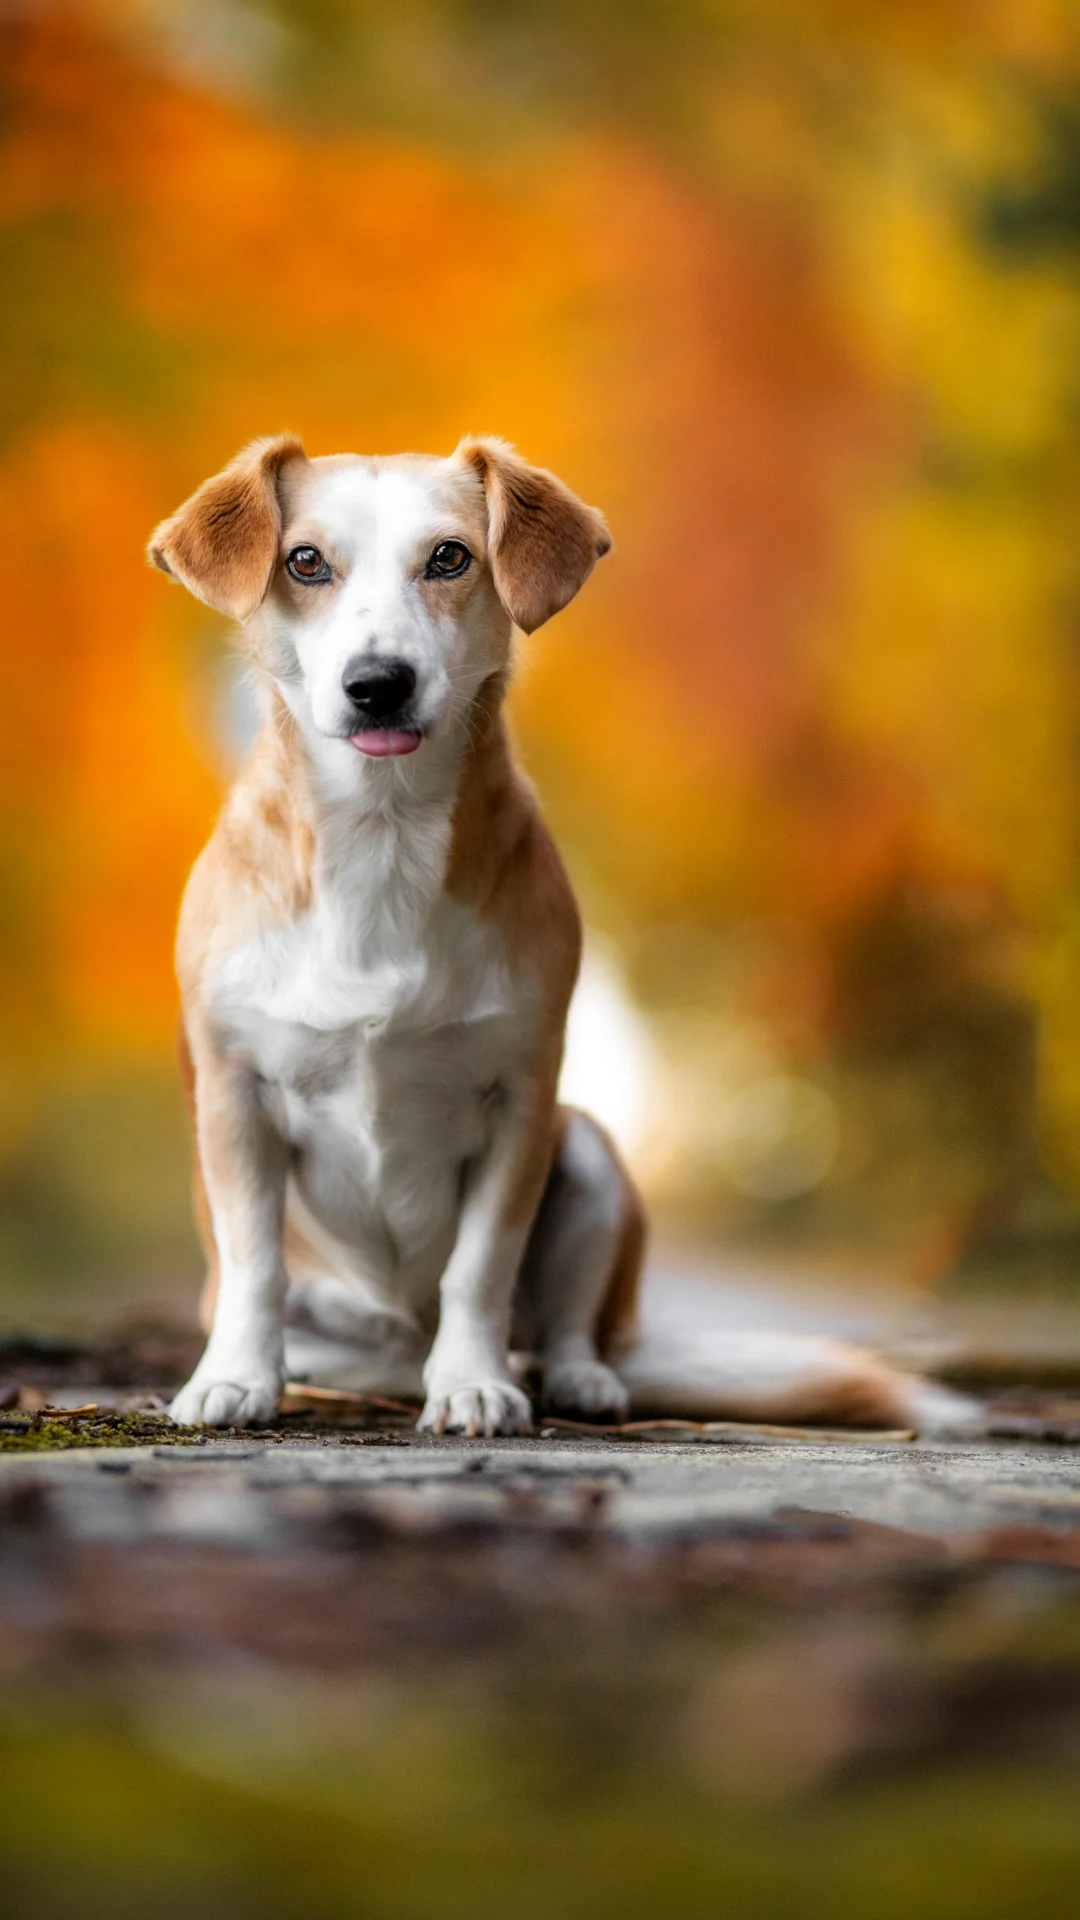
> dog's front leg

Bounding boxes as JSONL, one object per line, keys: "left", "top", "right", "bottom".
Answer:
{"left": 170, "top": 1029, "right": 290, "bottom": 1429}
{"left": 419, "top": 1094, "right": 552, "bottom": 1438}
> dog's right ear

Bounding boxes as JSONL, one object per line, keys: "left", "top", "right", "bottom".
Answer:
{"left": 148, "top": 434, "right": 306, "bottom": 622}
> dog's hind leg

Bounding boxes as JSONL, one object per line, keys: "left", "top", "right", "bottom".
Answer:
{"left": 517, "top": 1108, "right": 646, "bottom": 1421}
{"left": 517, "top": 1110, "right": 977, "bottom": 1436}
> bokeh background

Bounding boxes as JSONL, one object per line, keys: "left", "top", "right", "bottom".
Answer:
{"left": 6, "top": 0, "right": 1080, "bottom": 1327}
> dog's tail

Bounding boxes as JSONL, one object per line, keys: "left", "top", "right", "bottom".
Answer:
{"left": 613, "top": 1322, "right": 978, "bottom": 1435}
{"left": 587, "top": 1124, "right": 977, "bottom": 1437}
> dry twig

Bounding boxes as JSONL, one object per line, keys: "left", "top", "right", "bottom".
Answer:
{"left": 541, "top": 1415, "right": 917, "bottom": 1443}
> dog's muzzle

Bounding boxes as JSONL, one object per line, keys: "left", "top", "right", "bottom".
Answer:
{"left": 341, "top": 655, "right": 422, "bottom": 757}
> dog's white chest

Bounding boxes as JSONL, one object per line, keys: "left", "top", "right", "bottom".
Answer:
{"left": 208, "top": 815, "right": 524, "bottom": 1285}
{"left": 216, "top": 869, "right": 512, "bottom": 1049}
{"left": 217, "top": 804, "right": 510, "bottom": 1034}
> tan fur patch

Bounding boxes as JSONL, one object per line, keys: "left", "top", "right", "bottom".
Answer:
{"left": 179, "top": 1018, "right": 221, "bottom": 1333}
{"left": 456, "top": 436, "right": 610, "bottom": 633}
{"left": 175, "top": 692, "right": 316, "bottom": 1003}
{"left": 444, "top": 675, "right": 583, "bottom": 1234}
{"left": 790, "top": 1355, "right": 920, "bottom": 1430}
{"left": 148, "top": 434, "right": 306, "bottom": 622}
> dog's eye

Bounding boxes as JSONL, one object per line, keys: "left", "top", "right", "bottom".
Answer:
{"left": 286, "top": 546, "right": 331, "bottom": 584}
{"left": 425, "top": 540, "right": 471, "bottom": 579}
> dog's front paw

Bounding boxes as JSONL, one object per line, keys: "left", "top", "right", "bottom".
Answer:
{"left": 169, "top": 1364, "right": 282, "bottom": 1429}
{"left": 418, "top": 1379, "right": 533, "bottom": 1438}
{"left": 543, "top": 1357, "right": 629, "bottom": 1422}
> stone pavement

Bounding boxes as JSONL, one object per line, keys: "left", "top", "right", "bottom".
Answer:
{"left": 4, "top": 1271, "right": 1080, "bottom": 1919}
{"left": 4, "top": 1414, "right": 1080, "bottom": 1917}
{"left": 6, "top": 1425, "right": 1080, "bottom": 1545}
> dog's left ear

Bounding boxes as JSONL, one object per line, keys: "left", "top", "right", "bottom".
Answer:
{"left": 456, "top": 436, "right": 611, "bottom": 634}
{"left": 148, "top": 434, "right": 306, "bottom": 622}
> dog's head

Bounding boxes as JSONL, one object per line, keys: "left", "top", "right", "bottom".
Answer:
{"left": 148, "top": 435, "right": 609, "bottom": 764}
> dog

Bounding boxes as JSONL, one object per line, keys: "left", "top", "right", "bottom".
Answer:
{"left": 149, "top": 434, "right": 970, "bottom": 1436}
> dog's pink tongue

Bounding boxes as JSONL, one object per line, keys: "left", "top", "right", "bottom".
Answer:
{"left": 348, "top": 729, "right": 422, "bottom": 757}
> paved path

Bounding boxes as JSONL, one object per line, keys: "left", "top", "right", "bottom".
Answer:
{"left": 4, "top": 1422, "right": 1080, "bottom": 1917}
{"left": 7, "top": 1427, "right": 1080, "bottom": 1544}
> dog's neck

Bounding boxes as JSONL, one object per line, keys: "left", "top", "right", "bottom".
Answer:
{"left": 249, "top": 673, "right": 515, "bottom": 921}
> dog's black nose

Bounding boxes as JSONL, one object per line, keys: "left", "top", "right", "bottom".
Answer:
{"left": 341, "top": 657, "right": 417, "bottom": 720}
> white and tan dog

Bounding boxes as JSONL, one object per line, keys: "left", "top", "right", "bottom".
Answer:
{"left": 150, "top": 434, "right": 967, "bottom": 1436}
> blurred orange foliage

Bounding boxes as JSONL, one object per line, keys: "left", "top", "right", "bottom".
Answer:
{"left": 6, "top": 1, "right": 1080, "bottom": 1287}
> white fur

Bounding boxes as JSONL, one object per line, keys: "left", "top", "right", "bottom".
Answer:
{"left": 171, "top": 798, "right": 541, "bottom": 1430}
{"left": 169, "top": 450, "right": 975, "bottom": 1441}
{"left": 172, "top": 455, "right": 545, "bottom": 1434}
{"left": 269, "top": 462, "right": 503, "bottom": 800}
